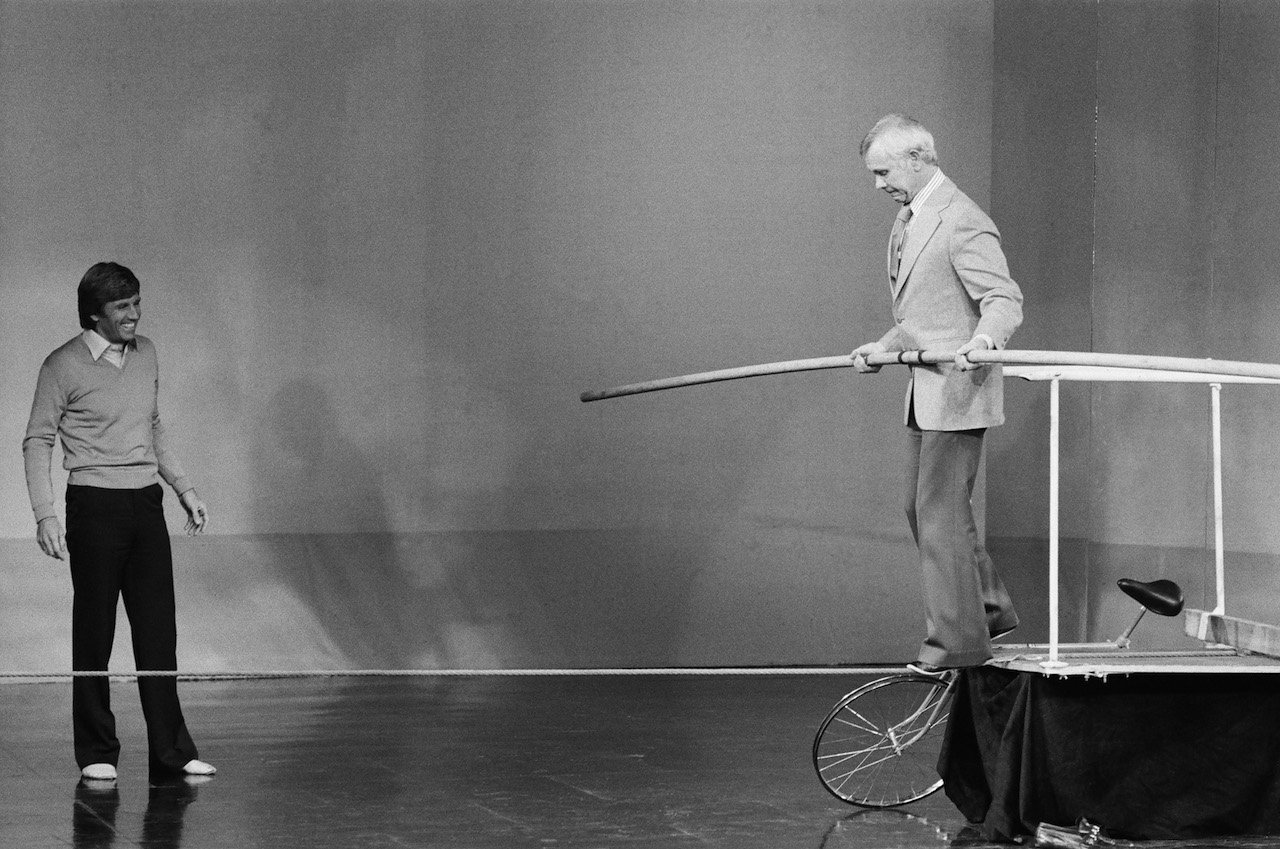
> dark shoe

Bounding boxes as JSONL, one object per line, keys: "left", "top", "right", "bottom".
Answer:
{"left": 990, "top": 624, "right": 1018, "bottom": 641}
{"left": 950, "top": 824, "right": 989, "bottom": 845}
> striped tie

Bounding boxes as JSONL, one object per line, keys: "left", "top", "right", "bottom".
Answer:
{"left": 890, "top": 204, "right": 913, "bottom": 284}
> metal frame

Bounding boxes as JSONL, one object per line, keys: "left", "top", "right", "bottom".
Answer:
{"left": 1003, "top": 362, "right": 1280, "bottom": 666}
{"left": 583, "top": 348, "right": 1280, "bottom": 668}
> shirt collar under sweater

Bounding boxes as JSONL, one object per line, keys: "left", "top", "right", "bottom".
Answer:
{"left": 81, "top": 329, "right": 136, "bottom": 361}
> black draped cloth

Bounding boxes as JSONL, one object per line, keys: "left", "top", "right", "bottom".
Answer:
{"left": 939, "top": 666, "right": 1280, "bottom": 841}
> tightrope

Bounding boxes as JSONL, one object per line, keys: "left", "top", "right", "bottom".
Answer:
{"left": 0, "top": 666, "right": 907, "bottom": 681}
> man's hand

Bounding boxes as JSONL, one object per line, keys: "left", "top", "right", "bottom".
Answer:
{"left": 851, "top": 341, "right": 887, "bottom": 373}
{"left": 179, "top": 489, "right": 210, "bottom": 535}
{"left": 954, "top": 336, "right": 991, "bottom": 372}
{"left": 36, "top": 517, "right": 66, "bottom": 560}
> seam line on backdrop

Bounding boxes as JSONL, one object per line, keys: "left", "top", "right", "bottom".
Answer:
{"left": 1204, "top": 0, "right": 1224, "bottom": 610}
{"left": 1082, "top": 0, "right": 1102, "bottom": 644}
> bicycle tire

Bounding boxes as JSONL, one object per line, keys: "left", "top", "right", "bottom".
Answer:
{"left": 812, "top": 673, "right": 953, "bottom": 807}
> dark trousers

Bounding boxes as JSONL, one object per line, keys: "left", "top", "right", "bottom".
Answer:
{"left": 65, "top": 484, "right": 198, "bottom": 771}
{"left": 905, "top": 426, "right": 1018, "bottom": 668}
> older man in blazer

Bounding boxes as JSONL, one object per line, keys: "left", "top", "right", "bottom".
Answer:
{"left": 852, "top": 114, "right": 1024, "bottom": 674}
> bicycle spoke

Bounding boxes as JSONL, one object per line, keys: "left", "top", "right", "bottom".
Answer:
{"left": 812, "top": 674, "right": 954, "bottom": 808}
{"left": 832, "top": 706, "right": 883, "bottom": 736}
{"left": 818, "top": 733, "right": 898, "bottom": 777}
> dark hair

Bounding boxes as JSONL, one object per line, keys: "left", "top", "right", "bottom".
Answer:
{"left": 77, "top": 262, "right": 140, "bottom": 329}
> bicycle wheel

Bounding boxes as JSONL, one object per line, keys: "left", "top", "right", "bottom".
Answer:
{"left": 812, "top": 673, "right": 953, "bottom": 807}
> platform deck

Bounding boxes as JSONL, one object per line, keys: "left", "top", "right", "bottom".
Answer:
{"left": 986, "top": 644, "right": 1280, "bottom": 677}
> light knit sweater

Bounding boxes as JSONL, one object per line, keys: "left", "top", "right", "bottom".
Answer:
{"left": 23, "top": 333, "right": 192, "bottom": 523}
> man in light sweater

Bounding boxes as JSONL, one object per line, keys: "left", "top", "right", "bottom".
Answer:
{"left": 23, "top": 261, "right": 216, "bottom": 781}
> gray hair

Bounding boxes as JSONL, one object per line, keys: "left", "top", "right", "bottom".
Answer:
{"left": 860, "top": 114, "right": 938, "bottom": 165}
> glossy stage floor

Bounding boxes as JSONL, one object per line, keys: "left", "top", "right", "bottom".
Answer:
{"left": 5, "top": 670, "right": 1280, "bottom": 849}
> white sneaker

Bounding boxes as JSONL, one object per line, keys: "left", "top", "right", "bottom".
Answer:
{"left": 81, "top": 763, "right": 117, "bottom": 780}
{"left": 182, "top": 759, "right": 217, "bottom": 776}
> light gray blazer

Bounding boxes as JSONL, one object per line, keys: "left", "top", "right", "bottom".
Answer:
{"left": 875, "top": 176, "right": 1024, "bottom": 431}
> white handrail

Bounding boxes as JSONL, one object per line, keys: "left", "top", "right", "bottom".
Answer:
{"left": 970, "top": 349, "right": 1280, "bottom": 382}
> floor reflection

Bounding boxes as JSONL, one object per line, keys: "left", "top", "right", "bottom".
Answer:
{"left": 72, "top": 779, "right": 119, "bottom": 849}
{"left": 3, "top": 676, "right": 1276, "bottom": 848}
{"left": 70, "top": 772, "right": 204, "bottom": 849}
{"left": 818, "top": 808, "right": 990, "bottom": 848}
{"left": 141, "top": 773, "right": 203, "bottom": 849}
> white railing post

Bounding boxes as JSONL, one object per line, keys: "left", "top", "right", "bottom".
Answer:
{"left": 1042, "top": 377, "right": 1067, "bottom": 668}
{"left": 1211, "top": 383, "right": 1225, "bottom": 615}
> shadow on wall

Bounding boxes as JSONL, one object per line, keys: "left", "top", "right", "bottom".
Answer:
{"left": 486, "top": 277, "right": 925, "bottom": 665}
{"left": 179, "top": 374, "right": 723, "bottom": 670}
{"left": 229, "top": 377, "right": 459, "bottom": 669}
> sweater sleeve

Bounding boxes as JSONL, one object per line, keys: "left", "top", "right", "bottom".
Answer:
{"left": 22, "top": 356, "right": 65, "bottom": 523}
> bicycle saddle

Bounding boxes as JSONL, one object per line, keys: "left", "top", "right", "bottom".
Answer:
{"left": 1116, "top": 578, "right": 1184, "bottom": 617}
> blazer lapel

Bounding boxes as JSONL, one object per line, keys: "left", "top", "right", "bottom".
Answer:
{"left": 892, "top": 179, "right": 955, "bottom": 298}
{"left": 893, "top": 209, "right": 939, "bottom": 297}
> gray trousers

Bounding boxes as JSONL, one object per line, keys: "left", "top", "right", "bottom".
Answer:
{"left": 905, "top": 426, "right": 1018, "bottom": 667}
